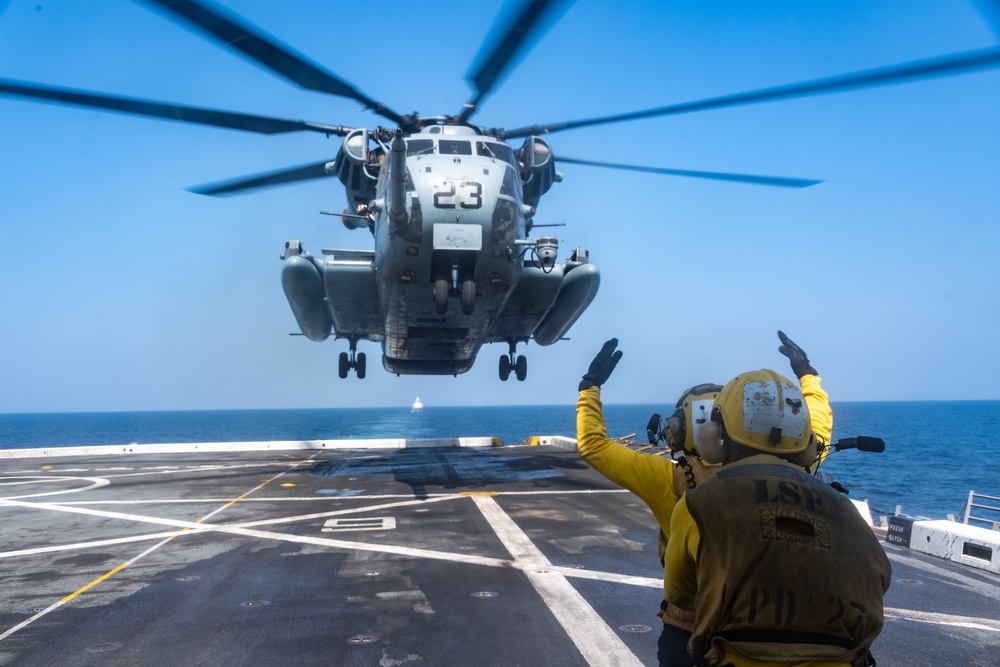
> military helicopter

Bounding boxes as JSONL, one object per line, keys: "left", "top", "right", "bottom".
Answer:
{"left": 3, "top": 0, "right": 999, "bottom": 382}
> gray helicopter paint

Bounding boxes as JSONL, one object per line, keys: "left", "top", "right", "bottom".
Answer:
{"left": 372, "top": 128, "right": 523, "bottom": 366}
{"left": 283, "top": 125, "right": 600, "bottom": 377}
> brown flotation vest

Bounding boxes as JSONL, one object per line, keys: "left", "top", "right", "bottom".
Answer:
{"left": 683, "top": 455, "right": 891, "bottom": 665}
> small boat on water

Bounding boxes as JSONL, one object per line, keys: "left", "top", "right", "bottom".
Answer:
{"left": 411, "top": 396, "right": 424, "bottom": 413}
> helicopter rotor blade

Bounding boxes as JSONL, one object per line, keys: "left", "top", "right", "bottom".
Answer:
{"left": 135, "top": 0, "right": 407, "bottom": 126}
{"left": 0, "top": 78, "right": 354, "bottom": 136}
{"left": 973, "top": 0, "right": 1000, "bottom": 37}
{"left": 554, "top": 156, "right": 821, "bottom": 188}
{"left": 500, "top": 46, "right": 1000, "bottom": 138}
{"left": 459, "top": 0, "right": 573, "bottom": 124}
{"left": 190, "top": 159, "right": 336, "bottom": 196}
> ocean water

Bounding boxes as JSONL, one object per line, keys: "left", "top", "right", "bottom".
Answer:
{"left": 2, "top": 401, "right": 998, "bottom": 522}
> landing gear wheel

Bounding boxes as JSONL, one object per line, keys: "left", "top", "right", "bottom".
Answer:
{"left": 338, "top": 352, "right": 349, "bottom": 379}
{"left": 433, "top": 275, "right": 449, "bottom": 314}
{"left": 356, "top": 352, "right": 367, "bottom": 379}
{"left": 461, "top": 277, "right": 475, "bottom": 315}
{"left": 515, "top": 355, "right": 527, "bottom": 381}
{"left": 499, "top": 355, "right": 511, "bottom": 381}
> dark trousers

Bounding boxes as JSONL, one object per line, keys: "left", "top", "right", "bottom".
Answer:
{"left": 657, "top": 622, "right": 693, "bottom": 667}
{"left": 657, "top": 624, "right": 877, "bottom": 667}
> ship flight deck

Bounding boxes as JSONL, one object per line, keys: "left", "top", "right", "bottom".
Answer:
{"left": 1, "top": 439, "right": 998, "bottom": 666}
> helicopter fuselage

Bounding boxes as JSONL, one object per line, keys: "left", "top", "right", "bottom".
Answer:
{"left": 281, "top": 125, "right": 601, "bottom": 379}
{"left": 374, "top": 126, "right": 525, "bottom": 374}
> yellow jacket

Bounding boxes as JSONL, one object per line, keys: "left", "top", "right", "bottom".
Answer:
{"left": 575, "top": 373, "right": 833, "bottom": 604}
{"left": 804, "top": 374, "right": 834, "bottom": 466}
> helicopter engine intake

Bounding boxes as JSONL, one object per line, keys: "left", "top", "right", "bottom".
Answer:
{"left": 517, "top": 136, "right": 561, "bottom": 212}
{"left": 328, "top": 128, "right": 378, "bottom": 229}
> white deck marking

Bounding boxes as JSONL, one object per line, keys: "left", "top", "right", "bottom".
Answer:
{"left": 0, "top": 531, "right": 198, "bottom": 559}
{"left": 0, "top": 495, "right": 504, "bottom": 566}
{"left": 228, "top": 495, "right": 455, "bottom": 528}
{"left": 6, "top": 464, "right": 997, "bottom": 661}
{"left": 0, "top": 468, "right": 659, "bottom": 667}
{"left": 0, "top": 536, "right": 177, "bottom": 642}
{"left": 211, "top": 525, "right": 511, "bottom": 567}
{"left": 8, "top": 439, "right": 1000, "bottom": 654}
{"left": 2, "top": 497, "right": 990, "bottom": 594}
{"left": 0, "top": 476, "right": 109, "bottom": 500}
{"left": 550, "top": 565, "right": 661, "bottom": 589}
{"left": 0, "top": 498, "right": 220, "bottom": 531}
{"left": 41, "top": 487, "right": 630, "bottom": 505}
{"left": 323, "top": 517, "right": 397, "bottom": 531}
{"left": 884, "top": 607, "right": 1000, "bottom": 632}
{"left": 471, "top": 494, "right": 644, "bottom": 667}
{"left": 0, "top": 487, "right": 667, "bottom": 584}
{"left": 0, "top": 455, "right": 318, "bottom": 642}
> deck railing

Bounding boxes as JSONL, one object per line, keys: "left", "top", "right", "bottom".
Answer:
{"left": 961, "top": 491, "right": 1000, "bottom": 530}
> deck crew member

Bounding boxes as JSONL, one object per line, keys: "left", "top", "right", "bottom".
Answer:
{"left": 664, "top": 369, "right": 891, "bottom": 667}
{"left": 575, "top": 332, "right": 832, "bottom": 667}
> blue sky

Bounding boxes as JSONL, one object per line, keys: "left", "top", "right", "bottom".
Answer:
{"left": 1, "top": 0, "right": 999, "bottom": 413}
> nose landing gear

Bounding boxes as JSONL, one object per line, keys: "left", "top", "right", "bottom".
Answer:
{"left": 499, "top": 340, "right": 527, "bottom": 382}
{"left": 433, "top": 270, "right": 477, "bottom": 316}
{"left": 338, "top": 338, "right": 367, "bottom": 379}
{"left": 433, "top": 256, "right": 477, "bottom": 315}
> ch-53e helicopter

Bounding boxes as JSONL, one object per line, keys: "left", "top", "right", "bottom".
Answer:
{"left": 3, "top": 1, "right": 999, "bottom": 381}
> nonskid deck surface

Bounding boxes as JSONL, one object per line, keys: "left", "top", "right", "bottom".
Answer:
{"left": 1, "top": 444, "right": 998, "bottom": 666}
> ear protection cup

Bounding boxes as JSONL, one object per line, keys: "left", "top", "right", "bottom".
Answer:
{"left": 788, "top": 431, "right": 819, "bottom": 469}
{"left": 695, "top": 419, "right": 725, "bottom": 464}
{"left": 646, "top": 413, "right": 663, "bottom": 445}
{"left": 663, "top": 412, "right": 685, "bottom": 451}
{"left": 667, "top": 383, "right": 723, "bottom": 455}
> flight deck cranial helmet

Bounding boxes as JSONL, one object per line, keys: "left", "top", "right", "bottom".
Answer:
{"left": 662, "top": 383, "right": 724, "bottom": 456}
{"left": 695, "top": 369, "right": 814, "bottom": 465}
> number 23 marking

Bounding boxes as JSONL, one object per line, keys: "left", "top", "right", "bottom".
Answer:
{"left": 433, "top": 181, "right": 483, "bottom": 209}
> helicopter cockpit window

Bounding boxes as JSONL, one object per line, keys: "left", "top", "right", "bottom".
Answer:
{"left": 491, "top": 198, "right": 518, "bottom": 246}
{"left": 477, "top": 142, "right": 514, "bottom": 166}
{"left": 438, "top": 140, "right": 472, "bottom": 155}
{"left": 500, "top": 165, "right": 519, "bottom": 197}
{"left": 406, "top": 139, "right": 434, "bottom": 157}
